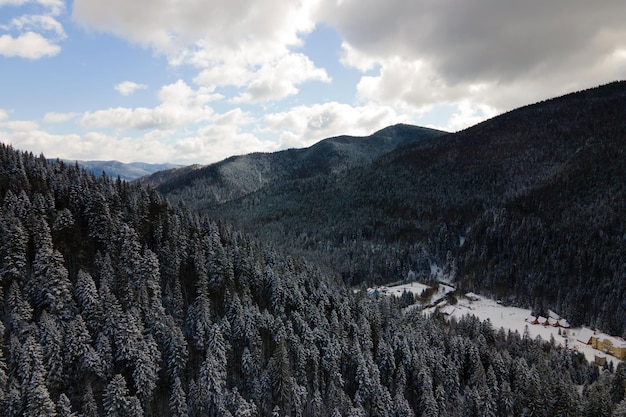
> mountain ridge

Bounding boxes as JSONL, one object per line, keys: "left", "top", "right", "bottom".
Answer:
{"left": 139, "top": 123, "right": 447, "bottom": 208}
{"left": 165, "top": 80, "right": 626, "bottom": 334}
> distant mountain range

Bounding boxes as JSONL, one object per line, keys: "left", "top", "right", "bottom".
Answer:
{"left": 63, "top": 160, "right": 183, "bottom": 181}
{"left": 151, "top": 81, "right": 626, "bottom": 335}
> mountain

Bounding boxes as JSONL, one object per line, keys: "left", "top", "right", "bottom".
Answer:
{"left": 140, "top": 124, "right": 446, "bottom": 209}
{"left": 69, "top": 160, "right": 183, "bottom": 181}
{"left": 2, "top": 142, "right": 617, "bottom": 416}
{"left": 160, "top": 81, "right": 626, "bottom": 335}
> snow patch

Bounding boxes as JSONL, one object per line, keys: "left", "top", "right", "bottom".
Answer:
{"left": 424, "top": 293, "right": 622, "bottom": 367}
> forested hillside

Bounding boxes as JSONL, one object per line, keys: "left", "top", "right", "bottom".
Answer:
{"left": 175, "top": 82, "right": 626, "bottom": 336}
{"left": 143, "top": 124, "right": 445, "bottom": 209}
{"left": 3, "top": 144, "right": 626, "bottom": 416}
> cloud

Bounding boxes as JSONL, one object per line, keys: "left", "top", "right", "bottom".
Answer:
{"left": 43, "top": 112, "right": 79, "bottom": 123}
{"left": 73, "top": 0, "right": 318, "bottom": 53}
{"left": 0, "top": 0, "right": 66, "bottom": 59}
{"left": 429, "top": 101, "right": 498, "bottom": 133}
{"left": 264, "top": 101, "right": 403, "bottom": 149}
{"left": 73, "top": 0, "right": 329, "bottom": 103}
{"left": 229, "top": 53, "right": 330, "bottom": 103}
{"left": 1, "top": 127, "right": 172, "bottom": 164}
{"left": 0, "top": 108, "right": 8, "bottom": 120}
{"left": 2, "top": 107, "right": 276, "bottom": 165}
{"left": 0, "top": 120, "right": 39, "bottom": 131}
{"left": 0, "top": 31, "right": 60, "bottom": 58}
{"left": 114, "top": 81, "right": 148, "bottom": 96}
{"left": 320, "top": 0, "right": 626, "bottom": 113}
{"left": 8, "top": 14, "right": 65, "bottom": 38}
{"left": 172, "top": 108, "right": 277, "bottom": 164}
{"left": 80, "top": 80, "right": 218, "bottom": 130}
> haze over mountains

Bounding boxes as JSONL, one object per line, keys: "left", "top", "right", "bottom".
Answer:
{"left": 1, "top": 81, "right": 625, "bottom": 416}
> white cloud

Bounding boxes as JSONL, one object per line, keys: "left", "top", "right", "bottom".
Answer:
{"left": 430, "top": 101, "right": 498, "bottom": 133}
{"left": 3, "top": 107, "right": 277, "bottom": 165}
{"left": 43, "top": 112, "right": 79, "bottom": 123}
{"left": 0, "top": 108, "right": 8, "bottom": 120}
{"left": 80, "top": 80, "right": 218, "bottom": 130}
{"left": 339, "top": 41, "right": 378, "bottom": 72}
{"left": 9, "top": 14, "right": 66, "bottom": 38}
{"left": 355, "top": 56, "right": 445, "bottom": 108}
{"left": 114, "top": 81, "right": 148, "bottom": 96}
{"left": 172, "top": 108, "right": 276, "bottom": 164}
{"left": 191, "top": 49, "right": 330, "bottom": 103}
{"left": 73, "top": 0, "right": 330, "bottom": 104}
{"left": 0, "top": 0, "right": 66, "bottom": 59}
{"left": 2, "top": 127, "right": 174, "bottom": 163}
{"left": 0, "top": 31, "right": 60, "bottom": 58}
{"left": 230, "top": 53, "right": 330, "bottom": 103}
{"left": 0, "top": 120, "right": 39, "bottom": 131}
{"left": 264, "top": 101, "right": 403, "bottom": 149}
{"left": 73, "top": 0, "right": 319, "bottom": 53}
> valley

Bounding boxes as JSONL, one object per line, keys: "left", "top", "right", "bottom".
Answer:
{"left": 154, "top": 81, "right": 626, "bottom": 336}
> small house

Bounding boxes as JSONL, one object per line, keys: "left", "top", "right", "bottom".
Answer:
{"left": 577, "top": 327, "right": 595, "bottom": 345}
{"left": 558, "top": 319, "right": 570, "bottom": 328}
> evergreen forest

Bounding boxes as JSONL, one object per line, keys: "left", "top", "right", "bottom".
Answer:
{"left": 1, "top": 82, "right": 626, "bottom": 416}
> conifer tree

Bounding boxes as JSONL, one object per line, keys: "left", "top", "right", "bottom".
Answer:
{"left": 103, "top": 374, "right": 143, "bottom": 417}
{"left": 20, "top": 336, "right": 57, "bottom": 417}
{"left": 169, "top": 376, "right": 189, "bottom": 417}
{"left": 56, "top": 393, "right": 77, "bottom": 417}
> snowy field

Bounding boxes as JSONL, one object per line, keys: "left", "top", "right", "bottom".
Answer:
{"left": 432, "top": 293, "right": 622, "bottom": 367}
{"left": 369, "top": 281, "right": 455, "bottom": 299}
{"left": 376, "top": 281, "right": 622, "bottom": 367}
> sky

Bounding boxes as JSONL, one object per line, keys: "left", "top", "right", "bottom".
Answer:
{"left": 1, "top": 1, "right": 626, "bottom": 165}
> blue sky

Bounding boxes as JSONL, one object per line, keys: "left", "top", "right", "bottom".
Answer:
{"left": 1, "top": 0, "right": 626, "bottom": 165}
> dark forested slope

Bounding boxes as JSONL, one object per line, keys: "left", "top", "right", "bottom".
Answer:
{"left": 2, "top": 144, "right": 624, "bottom": 416}
{"left": 143, "top": 124, "right": 445, "bottom": 209}
{"left": 197, "top": 82, "right": 626, "bottom": 335}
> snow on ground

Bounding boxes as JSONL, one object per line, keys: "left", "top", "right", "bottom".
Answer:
{"left": 367, "top": 282, "right": 621, "bottom": 366}
{"left": 369, "top": 280, "right": 621, "bottom": 367}
{"left": 426, "top": 293, "right": 621, "bottom": 367}
{"left": 371, "top": 281, "right": 455, "bottom": 298}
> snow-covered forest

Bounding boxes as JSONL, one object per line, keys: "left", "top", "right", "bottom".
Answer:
{"left": 153, "top": 82, "right": 626, "bottom": 338}
{"left": 1, "top": 139, "right": 626, "bottom": 416}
